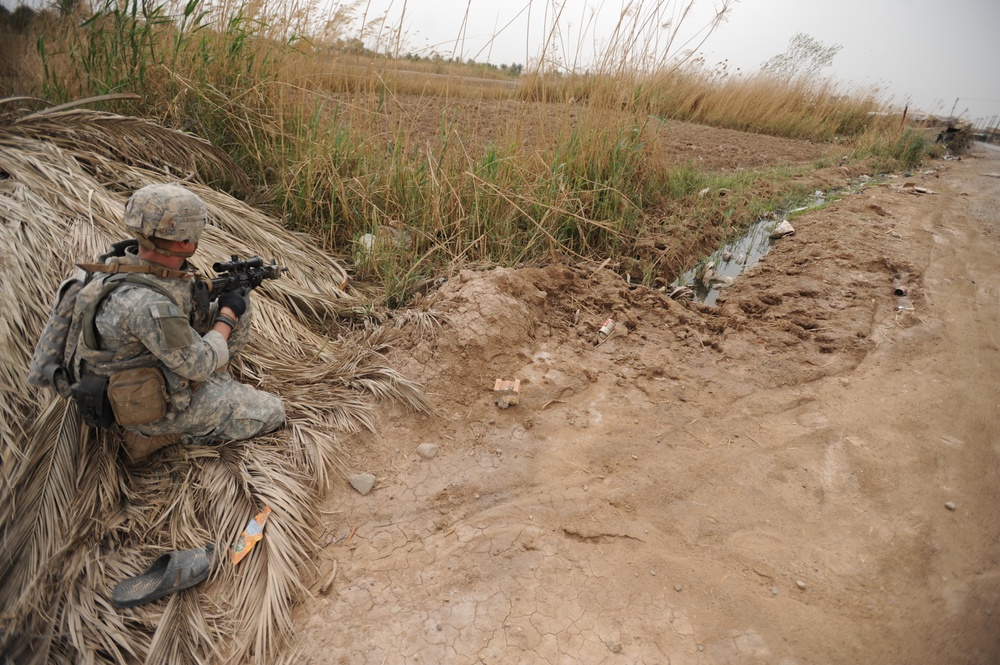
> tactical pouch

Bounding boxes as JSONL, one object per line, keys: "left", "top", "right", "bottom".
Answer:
{"left": 71, "top": 374, "right": 115, "bottom": 429}
{"left": 107, "top": 367, "right": 169, "bottom": 426}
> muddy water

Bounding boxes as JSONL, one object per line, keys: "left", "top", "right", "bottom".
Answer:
{"left": 675, "top": 217, "right": 778, "bottom": 305}
{"left": 675, "top": 192, "right": 831, "bottom": 305}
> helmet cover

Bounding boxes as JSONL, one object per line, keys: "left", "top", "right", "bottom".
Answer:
{"left": 123, "top": 184, "right": 207, "bottom": 250}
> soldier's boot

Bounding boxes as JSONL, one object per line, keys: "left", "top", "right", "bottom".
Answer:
{"left": 124, "top": 430, "right": 182, "bottom": 464}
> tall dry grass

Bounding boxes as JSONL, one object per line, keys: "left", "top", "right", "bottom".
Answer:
{"left": 1, "top": 0, "right": 929, "bottom": 302}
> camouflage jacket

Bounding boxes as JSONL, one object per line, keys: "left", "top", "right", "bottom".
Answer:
{"left": 72, "top": 251, "right": 229, "bottom": 385}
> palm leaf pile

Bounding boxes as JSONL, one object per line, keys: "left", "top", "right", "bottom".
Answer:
{"left": 0, "top": 103, "right": 430, "bottom": 664}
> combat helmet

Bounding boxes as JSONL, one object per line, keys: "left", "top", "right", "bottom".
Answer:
{"left": 123, "top": 183, "right": 207, "bottom": 257}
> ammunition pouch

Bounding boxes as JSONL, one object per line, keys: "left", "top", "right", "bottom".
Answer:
{"left": 71, "top": 374, "right": 114, "bottom": 429}
{"left": 107, "top": 367, "right": 169, "bottom": 427}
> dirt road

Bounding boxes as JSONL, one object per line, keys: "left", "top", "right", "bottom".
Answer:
{"left": 294, "top": 143, "right": 1000, "bottom": 664}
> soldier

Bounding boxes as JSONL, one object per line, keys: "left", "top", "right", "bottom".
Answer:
{"left": 68, "top": 183, "right": 285, "bottom": 462}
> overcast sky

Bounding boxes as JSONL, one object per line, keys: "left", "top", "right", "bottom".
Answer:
{"left": 5, "top": 0, "right": 997, "bottom": 124}
{"left": 346, "top": 0, "right": 1000, "bottom": 125}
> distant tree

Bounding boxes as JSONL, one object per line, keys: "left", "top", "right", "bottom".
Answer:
{"left": 761, "top": 33, "right": 841, "bottom": 80}
{"left": 9, "top": 5, "right": 37, "bottom": 32}
{"left": 55, "top": 0, "right": 81, "bottom": 17}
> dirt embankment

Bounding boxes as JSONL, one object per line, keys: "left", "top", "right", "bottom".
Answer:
{"left": 293, "top": 141, "right": 1000, "bottom": 664}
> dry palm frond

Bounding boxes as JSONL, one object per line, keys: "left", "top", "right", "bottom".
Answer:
{"left": 0, "top": 111, "right": 431, "bottom": 664}
{"left": 4, "top": 108, "right": 253, "bottom": 196}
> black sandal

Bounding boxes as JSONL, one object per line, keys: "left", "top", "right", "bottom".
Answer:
{"left": 111, "top": 544, "right": 216, "bottom": 608}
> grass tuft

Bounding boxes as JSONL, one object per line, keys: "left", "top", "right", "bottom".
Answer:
{"left": 0, "top": 0, "right": 937, "bottom": 301}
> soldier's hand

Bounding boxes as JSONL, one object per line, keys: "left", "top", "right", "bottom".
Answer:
{"left": 218, "top": 287, "right": 250, "bottom": 318}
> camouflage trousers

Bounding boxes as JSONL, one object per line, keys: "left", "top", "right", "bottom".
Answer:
{"left": 128, "top": 372, "right": 285, "bottom": 445}
{"left": 134, "top": 302, "right": 282, "bottom": 444}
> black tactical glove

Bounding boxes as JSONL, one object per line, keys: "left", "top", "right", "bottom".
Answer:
{"left": 217, "top": 287, "right": 250, "bottom": 318}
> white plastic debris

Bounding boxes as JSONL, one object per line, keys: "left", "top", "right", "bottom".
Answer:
{"left": 770, "top": 220, "right": 795, "bottom": 239}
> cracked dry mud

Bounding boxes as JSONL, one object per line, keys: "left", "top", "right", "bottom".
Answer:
{"left": 293, "top": 143, "right": 1000, "bottom": 664}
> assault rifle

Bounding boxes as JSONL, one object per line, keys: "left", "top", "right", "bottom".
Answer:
{"left": 193, "top": 255, "right": 287, "bottom": 327}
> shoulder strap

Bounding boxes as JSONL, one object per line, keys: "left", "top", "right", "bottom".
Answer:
{"left": 82, "top": 274, "right": 181, "bottom": 351}
{"left": 76, "top": 261, "right": 194, "bottom": 280}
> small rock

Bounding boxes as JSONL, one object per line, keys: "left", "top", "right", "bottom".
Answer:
{"left": 698, "top": 187, "right": 711, "bottom": 198}
{"left": 945, "top": 501, "right": 957, "bottom": 511}
{"left": 698, "top": 645, "right": 705, "bottom": 652}
{"left": 770, "top": 587, "right": 780, "bottom": 596}
{"left": 416, "top": 443, "right": 439, "bottom": 460}
{"left": 796, "top": 580, "right": 807, "bottom": 590}
{"left": 348, "top": 473, "right": 376, "bottom": 495}
{"left": 607, "top": 641, "right": 623, "bottom": 654}
{"left": 674, "top": 583, "right": 684, "bottom": 592}
{"left": 770, "top": 220, "right": 795, "bottom": 239}
{"left": 650, "top": 571, "right": 657, "bottom": 576}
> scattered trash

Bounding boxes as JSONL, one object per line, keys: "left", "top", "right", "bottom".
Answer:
{"left": 112, "top": 544, "right": 217, "bottom": 608}
{"left": 769, "top": 220, "right": 795, "bottom": 239}
{"left": 902, "top": 183, "right": 937, "bottom": 195}
{"left": 673, "top": 217, "right": 776, "bottom": 305}
{"left": 983, "top": 173, "right": 1000, "bottom": 179}
{"left": 893, "top": 273, "right": 910, "bottom": 297}
{"left": 232, "top": 506, "right": 272, "bottom": 566}
{"left": 348, "top": 473, "right": 376, "bottom": 496}
{"left": 493, "top": 379, "right": 521, "bottom": 409}
{"left": 945, "top": 501, "right": 956, "bottom": 511}
{"left": 416, "top": 442, "right": 439, "bottom": 460}
{"left": 668, "top": 286, "right": 694, "bottom": 301}
{"left": 598, "top": 318, "right": 616, "bottom": 340}
{"left": 721, "top": 250, "right": 733, "bottom": 261}
{"left": 358, "top": 227, "right": 413, "bottom": 253}
{"left": 698, "top": 187, "right": 711, "bottom": 198}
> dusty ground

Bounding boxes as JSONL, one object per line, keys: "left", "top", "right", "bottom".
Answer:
{"left": 292, "top": 132, "right": 1000, "bottom": 664}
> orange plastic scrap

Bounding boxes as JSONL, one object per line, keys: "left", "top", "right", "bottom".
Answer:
{"left": 231, "top": 506, "right": 272, "bottom": 566}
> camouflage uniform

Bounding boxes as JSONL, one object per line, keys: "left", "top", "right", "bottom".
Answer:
{"left": 73, "top": 247, "right": 285, "bottom": 445}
